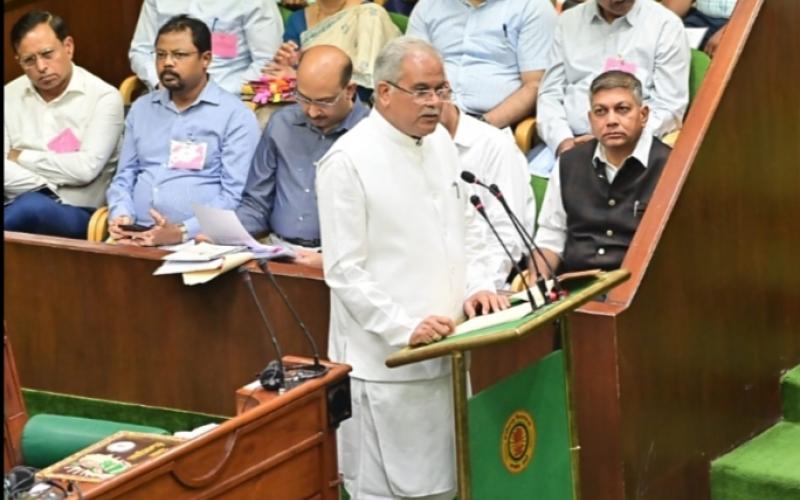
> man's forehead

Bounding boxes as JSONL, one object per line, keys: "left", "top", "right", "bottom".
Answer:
{"left": 592, "top": 88, "right": 636, "bottom": 104}
{"left": 156, "top": 30, "right": 194, "bottom": 48}
{"left": 17, "top": 23, "right": 59, "bottom": 50}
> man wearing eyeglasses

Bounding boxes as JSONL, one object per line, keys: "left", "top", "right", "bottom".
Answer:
{"left": 234, "top": 45, "right": 368, "bottom": 267}
{"left": 4, "top": 11, "right": 123, "bottom": 239}
{"left": 317, "top": 37, "right": 507, "bottom": 500}
{"left": 106, "top": 15, "right": 260, "bottom": 246}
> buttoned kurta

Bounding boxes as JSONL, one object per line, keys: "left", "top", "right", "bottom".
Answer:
{"left": 316, "top": 109, "right": 493, "bottom": 497}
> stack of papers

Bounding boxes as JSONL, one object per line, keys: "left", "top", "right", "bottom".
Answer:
{"left": 154, "top": 242, "right": 250, "bottom": 275}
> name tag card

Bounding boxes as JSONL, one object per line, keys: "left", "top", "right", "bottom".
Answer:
{"left": 47, "top": 128, "right": 81, "bottom": 153}
{"left": 168, "top": 140, "right": 207, "bottom": 170}
{"left": 603, "top": 57, "right": 638, "bottom": 75}
{"left": 212, "top": 32, "right": 238, "bottom": 59}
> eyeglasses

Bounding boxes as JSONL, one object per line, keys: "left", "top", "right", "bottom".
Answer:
{"left": 386, "top": 81, "right": 452, "bottom": 103}
{"left": 155, "top": 50, "right": 199, "bottom": 62}
{"left": 17, "top": 48, "right": 58, "bottom": 69}
{"left": 294, "top": 88, "right": 345, "bottom": 108}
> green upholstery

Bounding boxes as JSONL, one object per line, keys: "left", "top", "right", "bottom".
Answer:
{"left": 388, "top": 12, "right": 409, "bottom": 33}
{"left": 22, "top": 414, "right": 169, "bottom": 468}
{"left": 531, "top": 175, "right": 549, "bottom": 230}
{"left": 689, "top": 48, "right": 711, "bottom": 105}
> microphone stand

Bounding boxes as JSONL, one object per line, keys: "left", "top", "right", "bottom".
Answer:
{"left": 470, "top": 195, "right": 539, "bottom": 312}
{"left": 240, "top": 268, "right": 285, "bottom": 391}
{"left": 255, "top": 259, "right": 329, "bottom": 379}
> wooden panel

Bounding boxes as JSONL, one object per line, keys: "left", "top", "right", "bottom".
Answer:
{"left": 567, "top": 0, "right": 800, "bottom": 498}
{"left": 4, "top": 0, "right": 144, "bottom": 87}
{"left": 62, "top": 358, "right": 348, "bottom": 499}
{"left": 3, "top": 232, "right": 330, "bottom": 416}
{"left": 4, "top": 333, "right": 28, "bottom": 472}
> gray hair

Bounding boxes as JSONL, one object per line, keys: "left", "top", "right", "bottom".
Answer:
{"left": 589, "top": 70, "right": 643, "bottom": 105}
{"left": 373, "top": 36, "right": 444, "bottom": 86}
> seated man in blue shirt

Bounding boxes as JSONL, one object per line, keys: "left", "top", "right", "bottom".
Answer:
{"left": 107, "top": 15, "right": 260, "bottom": 246}
{"left": 235, "top": 44, "right": 369, "bottom": 266}
{"left": 407, "top": 0, "right": 557, "bottom": 129}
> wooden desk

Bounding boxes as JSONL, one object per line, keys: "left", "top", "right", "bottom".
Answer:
{"left": 53, "top": 357, "right": 350, "bottom": 499}
{"left": 4, "top": 232, "right": 330, "bottom": 416}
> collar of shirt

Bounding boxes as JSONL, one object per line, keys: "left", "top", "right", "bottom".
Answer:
{"left": 371, "top": 108, "right": 428, "bottom": 148}
{"left": 150, "top": 77, "right": 223, "bottom": 113}
{"left": 588, "top": 0, "right": 643, "bottom": 27}
{"left": 290, "top": 96, "right": 369, "bottom": 135}
{"left": 23, "top": 62, "right": 85, "bottom": 103}
{"left": 593, "top": 131, "right": 653, "bottom": 173}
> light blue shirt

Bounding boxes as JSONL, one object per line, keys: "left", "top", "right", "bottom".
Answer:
{"left": 129, "top": 0, "right": 284, "bottom": 95}
{"left": 107, "top": 80, "right": 260, "bottom": 237}
{"left": 536, "top": 0, "right": 690, "bottom": 154}
{"left": 407, "top": 0, "right": 557, "bottom": 115}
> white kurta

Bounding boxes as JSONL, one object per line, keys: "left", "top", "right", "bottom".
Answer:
{"left": 454, "top": 113, "right": 536, "bottom": 289}
{"left": 316, "top": 109, "right": 493, "bottom": 498}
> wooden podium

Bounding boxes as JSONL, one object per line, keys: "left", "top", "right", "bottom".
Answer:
{"left": 386, "top": 270, "right": 630, "bottom": 500}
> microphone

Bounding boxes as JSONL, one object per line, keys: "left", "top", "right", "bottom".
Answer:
{"left": 254, "top": 259, "right": 329, "bottom": 380}
{"left": 239, "top": 267, "right": 285, "bottom": 391}
{"left": 487, "top": 182, "right": 566, "bottom": 301}
{"left": 470, "top": 195, "right": 538, "bottom": 312}
{"left": 462, "top": 169, "right": 565, "bottom": 300}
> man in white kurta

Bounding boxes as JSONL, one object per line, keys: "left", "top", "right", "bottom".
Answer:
{"left": 440, "top": 101, "right": 537, "bottom": 289}
{"left": 316, "top": 37, "right": 506, "bottom": 500}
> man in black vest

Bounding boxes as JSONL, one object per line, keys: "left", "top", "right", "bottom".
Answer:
{"left": 532, "top": 70, "right": 671, "bottom": 275}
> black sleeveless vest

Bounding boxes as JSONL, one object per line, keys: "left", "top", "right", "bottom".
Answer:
{"left": 559, "top": 137, "right": 671, "bottom": 272}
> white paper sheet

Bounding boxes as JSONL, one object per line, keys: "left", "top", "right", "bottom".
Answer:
{"left": 193, "top": 204, "right": 295, "bottom": 260}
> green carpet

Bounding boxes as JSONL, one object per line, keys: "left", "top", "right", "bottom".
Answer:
{"left": 782, "top": 365, "right": 800, "bottom": 422}
{"left": 711, "top": 421, "right": 800, "bottom": 500}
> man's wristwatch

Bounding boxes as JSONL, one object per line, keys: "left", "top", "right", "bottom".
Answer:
{"left": 178, "top": 223, "right": 188, "bottom": 243}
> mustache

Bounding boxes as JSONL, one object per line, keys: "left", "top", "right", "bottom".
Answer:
{"left": 419, "top": 108, "right": 440, "bottom": 118}
{"left": 159, "top": 70, "right": 180, "bottom": 79}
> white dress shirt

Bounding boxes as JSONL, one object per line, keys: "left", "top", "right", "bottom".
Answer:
{"left": 316, "top": 109, "right": 494, "bottom": 382}
{"left": 407, "top": 0, "right": 557, "bottom": 115}
{"left": 4, "top": 64, "right": 123, "bottom": 208}
{"left": 129, "top": 0, "right": 283, "bottom": 95}
{"left": 536, "top": 0, "right": 690, "bottom": 153}
{"left": 535, "top": 133, "right": 654, "bottom": 257}
{"left": 696, "top": 0, "right": 737, "bottom": 18}
{"left": 455, "top": 113, "right": 536, "bottom": 288}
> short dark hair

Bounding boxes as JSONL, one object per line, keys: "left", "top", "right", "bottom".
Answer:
{"left": 10, "top": 10, "right": 68, "bottom": 52}
{"left": 156, "top": 15, "right": 211, "bottom": 54}
{"left": 590, "top": 70, "right": 643, "bottom": 105}
{"left": 297, "top": 50, "right": 354, "bottom": 88}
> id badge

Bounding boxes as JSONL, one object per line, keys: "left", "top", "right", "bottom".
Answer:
{"left": 47, "top": 128, "right": 81, "bottom": 153}
{"left": 603, "top": 57, "right": 638, "bottom": 75}
{"left": 168, "top": 140, "right": 207, "bottom": 170}
{"left": 212, "top": 32, "right": 238, "bottom": 58}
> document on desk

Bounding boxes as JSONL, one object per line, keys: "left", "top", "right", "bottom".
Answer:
{"left": 193, "top": 204, "right": 295, "bottom": 260}
{"left": 453, "top": 302, "right": 535, "bottom": 336}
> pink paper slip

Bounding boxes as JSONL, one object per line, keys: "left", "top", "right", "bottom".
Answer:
{"left": 168, "top": 140, "right": 207, "bottom": 170}
{"left": 47, "top": 128, "right": 81, "bottom": 153}
{"left": 212, "top": 32, "right": 238, "bottom": 59}
{"left": 603, "top": 57, "right": 638, "bottom": 75}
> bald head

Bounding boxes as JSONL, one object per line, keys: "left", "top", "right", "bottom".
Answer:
{"left": 294, "top": 45, "right": 357, "bottom": 134}
{"left": 297, "top": 45, "right": 353, "bottom": 89}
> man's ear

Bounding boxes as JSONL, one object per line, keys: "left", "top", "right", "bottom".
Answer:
{"left": 640, "top": 104, "right": 650, "bottom": 126}
{"left": 201, "top": 50, "right": 212, "bottom": 70}
{"left": 345, "top": 82, "right": 357, "bottom": 100}
{"left": 375, "top": 81, "right": 391, "bottom": 108}
{"left": 63, "top": 36, "right": 75, "bottom": 60}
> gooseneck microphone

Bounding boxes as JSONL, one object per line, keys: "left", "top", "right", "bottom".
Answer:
{"left": 255, "top": 259, "right": 329, "bottom": 379}
{"left": 470, "top": 195, "right": 538, "bottom": 311}
{"left": 462, "top": 170, "right": 565, "bottom": 300}
{"left": 487, "top": 182, "right": 566, "bottom": 300}
{"left": 240, "top": 267, "right": 285, "bottom": 391}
